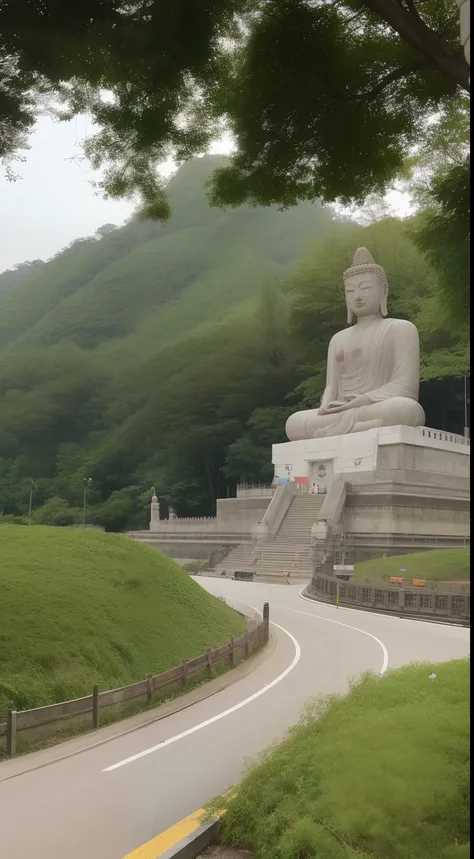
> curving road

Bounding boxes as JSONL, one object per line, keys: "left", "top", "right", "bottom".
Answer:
{"left": 0, "top": 579, "right": 469, "bottom": 859}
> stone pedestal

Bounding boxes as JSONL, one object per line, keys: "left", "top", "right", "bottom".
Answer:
{"left": 273, "top": 424, "right": 470, "bottom": 492}
{"left": 273, "top": 425, "right": 470, "bottom": 562}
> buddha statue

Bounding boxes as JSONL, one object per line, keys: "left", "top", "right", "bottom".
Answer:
{"left": 286, "top": 248, "right": 425, "bottom": 440}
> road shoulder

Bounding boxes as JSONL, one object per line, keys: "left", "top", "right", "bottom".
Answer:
{"left": 0, "top": 630, "right": 276, "bottom": 783}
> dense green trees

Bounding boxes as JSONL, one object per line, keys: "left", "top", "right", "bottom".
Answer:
{"left": 413, "top": 157, "right": 470, "bottom": 324}
{"left": 0, "top": 159, "right": 469, "bottom": 530}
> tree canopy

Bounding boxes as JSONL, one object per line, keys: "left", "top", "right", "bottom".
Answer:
{"left": 412, "top": 155, "right": 470, "bottom": 323}
{"left": 0, "top": 0, "right": 469, "bottom": 214}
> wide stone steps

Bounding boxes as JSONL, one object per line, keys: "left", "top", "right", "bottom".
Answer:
{"left": 213, "top": 494, "right": 325, "bottom": 579}
{"left": 255, "top": 542, "right": 312, "bottom": 554}
{"left": 214, "top": 543, "right": 256, "bottom": 575}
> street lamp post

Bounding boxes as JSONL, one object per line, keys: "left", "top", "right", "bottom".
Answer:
{"left": 28, "top": 481, "right": 37, "bottom": 526}
{"left": 83, "top": 478, "right": 92, "bottom": 527}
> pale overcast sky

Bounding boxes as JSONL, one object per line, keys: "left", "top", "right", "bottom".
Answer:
{"left": 0, "top": 117, "right": 135, "bottom": 272}
{"left": 0, "top": 116, "right": 411, "bottom": 274}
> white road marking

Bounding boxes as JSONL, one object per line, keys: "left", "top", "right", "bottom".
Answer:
{"left": 103, "top": 618, "right": 301, "bottom": 772}
{"left": 279, "top": 602, "right": 389, "bottom": 675}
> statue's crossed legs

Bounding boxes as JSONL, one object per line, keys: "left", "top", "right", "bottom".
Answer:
{"left": 286, "top": 396, "right": 425, "bottom": 441}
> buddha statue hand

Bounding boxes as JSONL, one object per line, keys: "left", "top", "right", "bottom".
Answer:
{"left": 319, "top": 394, "right": 371, "bottom": 415}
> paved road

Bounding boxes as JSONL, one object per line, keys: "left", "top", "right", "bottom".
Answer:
{"left": 0, "top": 580, "right": 469, "bottom": 859}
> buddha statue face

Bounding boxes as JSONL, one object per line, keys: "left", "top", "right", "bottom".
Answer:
{"left": 343, "top": 248, "right": 388, "bottom": 324}
{"left": 344, "top": 271, "right": 382, "bottom": 320}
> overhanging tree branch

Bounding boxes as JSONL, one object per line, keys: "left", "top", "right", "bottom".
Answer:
{"left": 362, "top": 0, "right": 470, "bottom": 90}
{"left": 400, "top": 0, "right": 424, "bottom": 23}
{"left": 354, "top": 57, "right": 430, "bottom": 100}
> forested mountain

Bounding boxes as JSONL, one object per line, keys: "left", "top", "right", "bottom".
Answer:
{"left": 0, "top": 260, "right": 46, "bottom": 297}
{"left": 0, "top": 157, "right": 469, "bottom": 530}
{"left": 0, "top": 156, "right": 333, "bottom": 352}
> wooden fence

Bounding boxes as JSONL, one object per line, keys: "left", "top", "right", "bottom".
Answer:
{"left": 310, "top": 574, "right": 470, "bottom": 623}
{"left": 1, "top": 603, "right": 270, "bottom": 756}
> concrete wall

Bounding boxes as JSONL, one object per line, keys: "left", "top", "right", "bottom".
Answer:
{"left": 216, "top": 496, "right": 270, "bottom": 533}
{"left": 135, "top": 538, "right": 242, "bottom": 562}
{"left": 376, "top": 443, "right": 469, "bottom": 481}
{"left": 236, "top": 486, "right": 274, "bottom": 498}
{"left": 344, "top": 498, "right": 470, "bottom": 538}
{"left": 273, "top": 426, "right": 470, "bottom": 486}
{"left": 309, "top": 573, "right": 470, "bottom": 623}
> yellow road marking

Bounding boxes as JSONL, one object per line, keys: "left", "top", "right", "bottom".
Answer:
{"left": 122, "top": 788, "right": 234, "bottom": 858}
{"left": 122, "top": 808, "right": 206, "bottom": 858}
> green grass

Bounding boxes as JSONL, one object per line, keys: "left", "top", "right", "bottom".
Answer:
{"left": 354, "top": 549, "right": 470, "bottom": 583}
{"left": 212, "top": 659, "right": 470, "bottom": 859}
{"left": 0, "top": 525, "right": 246, "bottom": 715}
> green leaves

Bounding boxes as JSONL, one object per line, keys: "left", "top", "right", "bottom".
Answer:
{"left": 412, "top": 157, "right": 470, "bottom": 325}
{"left": 1, "top": 0, "right": 469, "bottom": 212}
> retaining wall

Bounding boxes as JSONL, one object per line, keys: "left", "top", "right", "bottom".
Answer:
{"left": 308, "top": 574, "right": 470, "bottom": 623}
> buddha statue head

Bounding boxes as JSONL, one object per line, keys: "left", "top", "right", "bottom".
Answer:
{"left": 343, "top": 247, "right": 389, "bottom": 325}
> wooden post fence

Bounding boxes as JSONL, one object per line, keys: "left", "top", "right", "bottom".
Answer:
{"left": 206, "top": 648, "right": 213, "bottom": 678}
{"left": 2, "top": 603, "right": 272, "bottom": 756}
{"left": 92, "top": 685, "right": 100, "bottom": 729}
{"left": 146, "top": 673, "right": 153, "bottom": 704}
{"left": 263, "top": 602, "right": 270, "bottom": 642}
{"left": 6, "top": 709, "right": 16, "bottom": 756}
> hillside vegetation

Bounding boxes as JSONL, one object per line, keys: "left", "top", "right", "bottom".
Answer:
{"left": 213, "top": 660, "right": 470, "bottom": 859}
{"left": 0, "top": 156, "right": 332, "bottom": 353}
{"left": 0, "top": 156, "right": 469, "bottom": 530}
{"left": 354, "top": 549, "right": 471, "bottom": 583}
{"left": 0, "top": 525, "right": 246, "bottom": 715}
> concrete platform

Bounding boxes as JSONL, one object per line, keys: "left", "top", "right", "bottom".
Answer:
{"left": 273, "top": 425, "right": 470, "bottom": 492}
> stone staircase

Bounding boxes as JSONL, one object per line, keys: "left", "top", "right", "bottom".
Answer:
{"left": 213, "top": 495, "right": 325, "bottom": 581}
{"left": 213, "top": 541, "right": 256, "bottom": 576}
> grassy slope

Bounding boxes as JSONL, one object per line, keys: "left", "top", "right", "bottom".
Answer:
{"left": 216, "top": 660, "right": 470, "bottom": 859}
{"left": 354, "top": 549, "right": 470, "bottom": 583}
{"left": 0, "top": 525, "right": 245, "bottom": 714}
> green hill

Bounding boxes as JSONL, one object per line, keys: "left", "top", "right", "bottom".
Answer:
{"left": 214, "top": 659, "right": 470, "bottom": 859}
{"left": 354, "top": 549, "right": 470, "bottom": 583}
{"left": 0, "top": 525, "right": 246, "bottom": 715}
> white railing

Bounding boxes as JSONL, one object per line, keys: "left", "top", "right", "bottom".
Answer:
{"left": 149, "top": 517, "right": 219, "bottom": 533}
{"left": 417, "top": 426, "right": 470, "bottom": 447}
